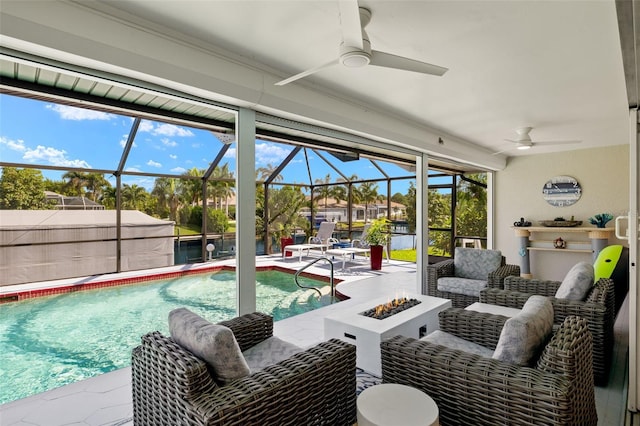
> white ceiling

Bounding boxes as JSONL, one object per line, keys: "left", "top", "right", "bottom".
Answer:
{"left": 89, "top": 0, "right": 630, "bottom": 158}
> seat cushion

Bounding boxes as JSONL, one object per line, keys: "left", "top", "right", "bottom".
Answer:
{"left": 438, "top": 277, "right": 487, "bottom": 297}
{"left": 421, "top": 330, "right": 494, "bottom": 358}
{"left": 555, "top": 261, "right": 594, "bottom": 300}
{"left": 454, "top": 247, "right": 502, "bottom": 280}
{"left": 492, "top": 295, "right": 554, "bottom": 366}
{"left": 168, "top": 308, "right": 250, "bottom": 385}
{"left": 242, "top": 336, "right": 303, "bottom": 372}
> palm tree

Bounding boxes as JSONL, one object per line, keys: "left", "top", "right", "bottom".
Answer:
{"left": 313, "top": 173, "right": 332, "bottom": 217}
{"left": 152, "top": 177, "right": 180, "bottom": 221}
{"left": 181, "top": 167, "right": 204, "bottom": 206}
{"left": 256, "top": 163, "right": 283, "bottom": 182}
{"left": 62, "top": 171, "right": 89, "bottom": 197}
{"left": 357, "top": 181, "right": 381, "bottom": 222}
{"left": 121, "top": 183, "right": 148, "bottom": 210}
{"left": 85, "top": 173, "right": 110, "bottom": 202}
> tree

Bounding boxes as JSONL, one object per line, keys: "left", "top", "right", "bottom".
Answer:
{"left": 313, "top": 174, "right": 332, "bottom": 216}
{"left": 84, "top": 173, "right": 110, "bottom": 202}
{"left": 456, "top": 173, "right": 487, "bottom": 240}
{"left": 121, "top": 183, "right": 148, "bottom": 210}
{"left": 62, "top": 171, "right": 89, "bottom": 197}
{"left": 152, "top": 177, "right": 181, "bottom": 222}
{"left": 356, "top": 181, "right": 381, "bottom": 222}
{"left": 0, "top": 167, "right": 51, "bottom": 209}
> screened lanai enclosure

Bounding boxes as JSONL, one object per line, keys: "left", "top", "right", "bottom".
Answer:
{"left": 0, "top": 58, "right": 489, "bottom": 286}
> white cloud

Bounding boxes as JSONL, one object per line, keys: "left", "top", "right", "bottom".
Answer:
{"left": 23, "top": 145, "right": 91, "bottom": 168}
{"left": 47, "top": 104, "right": 116, "bottom": 121}
{"left": 147, "top": 160, "right": 162, "bottom": 168}
{"left": 154, "top": 123, "right": 194, "bottom": 137}
{"left": 224, "top": 147, "right": 236, "bottom": 159}
{"left": 162, "top": 138, "right": 178, "bottom": 147}
{"left": 255, "top": 142, "right": 291, "bottom": 165}
{"left": 125, "top": 166, "right": 142, "bottom": 172}
{"left": 169, "top": 154, "right": 177, "bottom": 159}
{"left": 170, "top": 167, "right": 186, "bottom": 173}
{"left": 138, "top": 121, "right": 194, "bottom": 137}
{"left": 0, "top": 136, "right": 27, "bottom": 152}
{"left": 138, "top": 121, "right": 154, "bottom": 133}
{"left": 119, "top": 134, "right": 137, "bottom": 148}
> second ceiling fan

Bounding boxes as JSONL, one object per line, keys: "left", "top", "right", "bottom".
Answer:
{"left": 493, "top": 127, "right": 581, "bottom": 154}
{"left": 275, "top": 0, "right": 448, "bottom": 86}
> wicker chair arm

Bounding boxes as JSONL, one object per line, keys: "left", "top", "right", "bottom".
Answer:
{"left": 503, "top": 276, "right": 561, "bottom": 295}
{"left": 190, "top": 339, "right": 356, "bottom": 425}
{"left": 586, "top": 278, "right": 615, "bottom": 305}
{"left": 218, "top": 312, "right": 273, "bottom": 351}
{"left": 479, "top": 287, "right": 531, "bottom": 309}
{"left": 438, "top": 308, "right": 508, "bottom": 349}
{"left": 487, "top": 263, "right": 520, "bottom": 288}
{"left": 425, "top": 259, "right": 454, "bottom": 296}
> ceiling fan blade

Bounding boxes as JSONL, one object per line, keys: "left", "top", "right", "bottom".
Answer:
{"left": 370, "top": 50, "right": 448, "bottom": 76}
{"left": 533, "top": 140, "right": 582, "bottom": 146}
{"left": 338, "top": 0, "right": 363, "bottom": 49}
{"left": 274, "top": 58, "right": 340, "bottom": 86}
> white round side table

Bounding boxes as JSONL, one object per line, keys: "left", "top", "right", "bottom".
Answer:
{"left": 357, "top": 383, "right": 439, "bottom": 426}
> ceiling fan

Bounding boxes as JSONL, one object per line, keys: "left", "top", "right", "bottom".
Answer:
{"left": 274, "top": 0, "right": 448, "bottom": 86}
{"left": 493, "top": 127, "right": 581, "bottom": 154}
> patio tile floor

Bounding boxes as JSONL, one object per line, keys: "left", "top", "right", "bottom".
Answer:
{"left": 0, "top": 255, "right": 629, "bottom": 425}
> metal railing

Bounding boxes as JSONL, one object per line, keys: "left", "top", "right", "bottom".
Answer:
{"left": 294, "top": 257, "right": 335, "bottom": 298}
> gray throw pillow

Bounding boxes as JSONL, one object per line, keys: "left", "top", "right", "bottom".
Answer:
{"left": 168, "top": 308, "right": 250, "bottom": 385}
{"left": 555, "top": 261, "right": 594, "bottom": 300}
{"left": 492, "top": 295, "right": 554, "bottom": 366}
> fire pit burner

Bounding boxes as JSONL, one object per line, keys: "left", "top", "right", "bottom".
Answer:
{"left": 360, "top": 297, "right": 422, "bottom": 320}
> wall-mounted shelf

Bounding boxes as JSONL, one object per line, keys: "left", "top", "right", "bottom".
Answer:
{"left": 527, "top": 247, "right": 592, "bottom": 253}
{"left": 512, "top": 226, "right": 614, "bottom": 278}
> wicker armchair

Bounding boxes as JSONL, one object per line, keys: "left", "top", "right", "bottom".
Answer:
{"left": 425, "top": 248, "right": 520, "bottom": 308}
{"left": 480, "top": 276, "right": 615, "bottom": 385}
{"left": 381, "top": 309, "right": 597, "bottom": 426}
{"left": 132, "top": 312, "right": 357, "bottom": 426}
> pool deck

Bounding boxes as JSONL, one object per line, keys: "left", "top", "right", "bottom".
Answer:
{"left": 0, "top": 254, "right": 630, "bottom": 425}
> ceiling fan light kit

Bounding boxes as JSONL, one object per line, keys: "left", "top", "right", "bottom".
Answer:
{"left": 275, "top": 2, "right": 448, "bottom": 86}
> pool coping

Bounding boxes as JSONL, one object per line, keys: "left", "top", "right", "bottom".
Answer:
{"left": 0, "top": 263, "right": 343, "bottom": 304}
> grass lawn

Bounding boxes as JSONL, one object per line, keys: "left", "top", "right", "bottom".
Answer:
{"left": 175, "top": 224, "right": 237, "bottom": 236}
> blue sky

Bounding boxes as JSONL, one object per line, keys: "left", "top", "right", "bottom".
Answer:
{"left": 0, "top": 94, "right": 415, "bottom": 194}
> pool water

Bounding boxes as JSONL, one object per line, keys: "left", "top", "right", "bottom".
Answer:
{"left": 0, "top": 270, "right": 337, "bottom": 404}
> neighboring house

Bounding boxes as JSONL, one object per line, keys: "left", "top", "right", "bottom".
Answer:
{"left": 302, "top": 197, "right": 406, "bottom": 222}
{"left": 45, "top": 191, "right": 105, "bottom": 210}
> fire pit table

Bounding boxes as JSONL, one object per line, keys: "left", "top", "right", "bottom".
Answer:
{"left": 324, "top": 294, "right": 451, "bottom": 376}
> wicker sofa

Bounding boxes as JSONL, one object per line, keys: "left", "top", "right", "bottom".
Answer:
{"left": 425, "top": 247, "right": 520, "bottom": 308}
{"left": 480, "top": 275, "right": 616, "bottom": 385}
{"left": 381, "top": 308, "right": 597, "bottom": 426}
{"left": 132, "top": 312, "right": 356, "bottom": 426}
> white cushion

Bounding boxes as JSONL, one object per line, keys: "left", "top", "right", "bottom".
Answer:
{"left": 555, "top": 261, "right": 595, "bottom": 300}
{"left": 168, "top": 308, "right": 250, "bottom": 385}
{"left": 492, "top": 295, "right": 554, "bottom": 366}
{"left": 242, "top": 336, "right": 303, "bottom": 372}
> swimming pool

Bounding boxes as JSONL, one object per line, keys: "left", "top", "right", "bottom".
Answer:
{"left": 0, "top": 269, "right": 337, "bottom": 404}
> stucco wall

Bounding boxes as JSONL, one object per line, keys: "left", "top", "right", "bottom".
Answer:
{"left": 495, "top": 144, "right": 629, "bottom": 280}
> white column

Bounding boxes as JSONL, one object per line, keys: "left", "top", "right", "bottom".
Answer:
{"left": 629, "top": 108, "right": 639, "bottom": 412}
{"left": 487, "top": 171, "right": 495, "bottom": 249}
{"left": 416, "top": 154, "right": 429, "bottom": 295}
{"left": 236, "top": 108, "right": 256, "bottom": 315}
